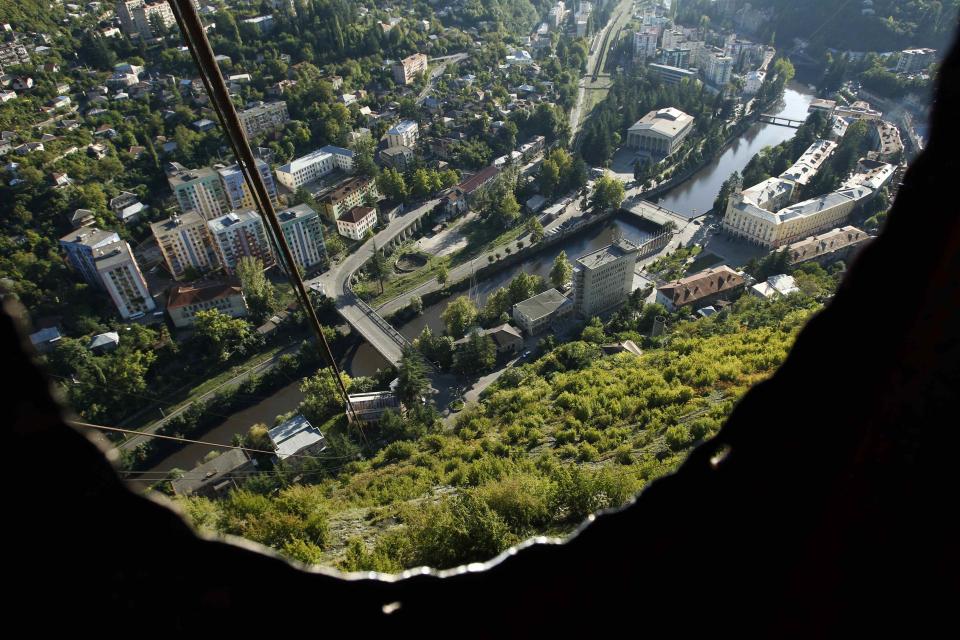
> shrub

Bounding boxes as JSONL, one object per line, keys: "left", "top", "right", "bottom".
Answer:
{"left": 665, "top": 424, "right": 692, "bottom": 450}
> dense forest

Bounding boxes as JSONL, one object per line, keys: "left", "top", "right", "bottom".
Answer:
{"left": 178, "top": 272, "right": 843, "bottom": 571}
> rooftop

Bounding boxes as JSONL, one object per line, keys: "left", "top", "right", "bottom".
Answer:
{"left": 150, "top": 211, "right": 206, "bottom": 235}
{"left": 278, "top": 148, "right": 333, "bottom": 174}
{"left": 167, "top": 281, "right": 243, "bottom": 311}
{"left": 268, "top": 414, "right": 326, "bottom": 461}
{"left": 387, "top": 120, "right": 418, "bottom": 136}
{"left": 513, "top": 288, "right": 571, "bottom": 321}
{"left": 278, "top": 203, "right": 318, "bottom": 224}
{"left": 170, "top": 449, "right": 251, "bottom": 496}
{"left": 339, "top": 205, "right": 376, "bottom": 224}
{"left": 324, "top": 175, "right": 373, "bottom": 203}
{"left": 576, "top": 240, "right": 638, "bottom": 270}
{"left": 457, "top": 164, "right": 500, "bottom": 194}
{"left": 628, "top": 107, "right": 694, "bottom": 139}
{"left": 59, "top": 226, "right": 119, "bottom": 248}
{"left": 658, "top": 266, "right": 745, "bottom": 307}
{"left": 208, "top": 209, "right": 262, "bottom": 233}
{"left": 787, "top": 225, "right": 869, "bottom": 262}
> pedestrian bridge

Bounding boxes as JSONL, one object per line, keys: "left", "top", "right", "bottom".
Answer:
{"left": 622, "top": 199, "right": 693, "bottom": 228}
{"left": 758, "top": 114, "right": 806, "bottom": 129}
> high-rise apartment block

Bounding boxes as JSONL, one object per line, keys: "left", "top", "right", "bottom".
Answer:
{"left": 392, "top": 53, "right": 428, "bottom": 85}
{"left": 218, "top": 159, "right": 278, "bottom": 211}
{"left": 572, "top": 241, "right": 639, "bottom": 318}
{"left": 94, "top": 240, "right": 156, "bottom": 318}
{"left": 168, "top": 163, "right": 229, "bottom": 221}
{"left": 115, "top": 0, "right": 176, "bottom": 40}
{"left": 208, "top": 210, "right": 275, "bottom": 274}
{"left": 386, "top": 120, "right": 419, "bottom": 149}
{"left": 277, "top": 204, "right": 327, "bottom": 273}
{"left": 150, "top": 212, "right": 219, "bottom": 280}
{"left": 59, "top": 227, "right": 121, "bottom": 288}
{"left": 237, "top": 101, "right": 289, "bottom": 139}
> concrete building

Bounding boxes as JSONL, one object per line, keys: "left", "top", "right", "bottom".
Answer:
{"left": 744, "top": 69, "right": 765, "bottom": 94}
{"left": 346, "top": 392, "right": 402, "bottom": 424}
{"left": 59, "top": 227, "right": 122, "bottom": 287}
{"left": 237, "top": 101, "right": 288, "bottom": 139}
{"left": 93, "top": 240, "right": 156, "bottom": 318}
{"left": 319, "top": 144, "right": 354, "bottom": 172}
{"left": 627, "top": 107, "right": 694, "bottom": 159}
{"left": 208, "top": 210, "right": 275, "bottom": 274}
{"left": 242, "top": 15, "right": 275, "bottom": 34}
{"left": 572, "top": 241, "right": 639, "bottom": 318}
{"left": 0, "top": 42, "right": 30, "bottom": 71}
{"left": 648, "top": 63, "right": 699, "bottom": 85}
{"left": 166, "top": 281, "right": 248, "bottom": 329}
{"left": 277, "top": 204, "right": 327, "bottom": 273}
{"left": 393, "top": 53, "right": 428, "bottom": 85}
{"left": 656, "top": 266, "right": 746, "bottom": 312}
{"left": 171, "top": 449, "right": 255, "bottom": 498}
{"left": 269, "top": 415, "right": 327, "bottom": 463}
{"left": 217, "top": 159, "right": 278, "bottom": 211}
{"left": 115, "top": 0, "right": 176, "bottom": 39}
{"left": 168, "top": 163, "right": 229, "bottom": 221}
{"left": 151, "top": 212, "right": 219, "bottom": 280}
{"left": 869, "top": 121, "right": 904, "bottom": 162}
{"left": 386, "top": 120, "right": 419, "bottom": 149}
{"left": 321, "top": 176, "right": 378, "bottom": 223}
{"left": 337, "top": 205, "right": 378, "bottom": 241}
{"left": 702, "top": 52, "right": 733, "bottom": 87}
{"left": 896, "top": 48, "right": 936, "bottom": 74}
{"left": 633, "top": 27, "right": 660, "bottom": 61}
{"left": 379, "top": 145, "right": 415, "bottom": 171}
{"left": 512, "top": 288, "right": 574, "bottom": 335}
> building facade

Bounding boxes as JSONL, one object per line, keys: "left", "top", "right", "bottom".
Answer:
{"left": 116, "top": 0, "right": 176, "bottom": 39}
{"left": 656, "top": 266, "right": 746, "bottom": 312}
{"left": 386, "top": 120, "right": 419, "bottom": 149}
{"left": 512, "top": 288, "right": 574, "bottom": 335}
{"left": 208, "top": 210, "right": 275, "bottom": 273}
{"left": 626, "top": 107, "right": 694, "bottom": 158}
{"left": 572, "top": 241, "right": 639, "bottom": 318}
{"left": 277, "top": 204, "right": 327, "bottom": 273}
{"left": 93, "top": 240, "right": 156, "bottom": 318}
{"left": 275, "top": 145, "right": 353, "bottom": 190}
{"left": 59, "top": 227, "right": 121, "bottom": 287}
{"left": 168, "top": 163, "right": 229, "bottom": 220}
{"left": 392, "top": 53, "right": 428, "bottom": 85}
{"left": 151, "top": 212, "right": 219, "bottom": 280}
{"left": 336, "top": 206, "right": 378, "bottom": 240}
{"left": 321, "top": 176, "right": 379, "bottom": 223}
{"left": 218, "top": 159, "right": 278, "bottom": 211}
{"left": 166, "top": 281, "right": 248, "bottom": 329}
{"left": 237, "top": 101, "right": 289, "bottom": 139}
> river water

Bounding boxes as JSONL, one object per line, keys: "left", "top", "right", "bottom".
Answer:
{"left": 132, "top": 83, "right": 814, "bottom": 485}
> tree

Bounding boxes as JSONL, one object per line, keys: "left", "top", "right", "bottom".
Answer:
{"left": 538, "top": 159, "right": 561, "bottom": 197}
{"left": 396, "top": 345, "right": 430, "bottom": 405}
{"left": 550, "top": 251, "right": 573, "bottom": 289}
{"left": 416, "top": 327, "right": 454, "bottom": 370}
{"left": 590, "top": 176, "right": 625, "bottom": 212}
{"left": 441, "top": 296, "right": 478, "bottom": 339}
{"left": 527, "top": 216, "right": 544, "bottom": 243}
{"left": 236, "top": 257, "right": 280, "bottom": 324}
{"left": 436, "top": 262, "right": 449, "bottom": 287}
{"left": 377, "top": 167, "right": 408, "bottom": 202}
{"left": 193, "top": 309, "right": 254, "bottom": 362}
{"left": 409, "top": 295, "right": 423, "bottom": 315}
{"left": 299, "top": 370, "right": 352, "bottom": 423}
{"left": 491, "top": 190, "right": 521, "bottom": 229}
{"left": 713, "top": 171, "right": 741, "bottom": 215}
{"left": 368, "top": 243, "right": 388, "bottom": 294}
{"left": 453, "top": 331, "right": 496, "bottom": 375}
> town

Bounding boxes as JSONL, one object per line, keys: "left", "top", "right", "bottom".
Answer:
{"left": 0, "top": 0, "right": 948, "bottom": 569}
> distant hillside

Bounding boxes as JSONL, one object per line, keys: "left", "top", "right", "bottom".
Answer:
{"left": 749, "top": 0, "right": 959, "bottom": 52}
{"left": 0, "top": 0, "right": 66, "bottom": 35}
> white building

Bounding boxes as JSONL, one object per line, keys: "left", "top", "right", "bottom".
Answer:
{"left": 277, "top": 204, "right": 327, "bottom": 272}
{"left": 392, "top": 53, "right": 428, "bottom": 85}
{"left": 166, "top": 281, "right": 248, "bottom": 329}
{"left": 336, "top": 205, "right": 377, "bottom": 241}
{"left": 208, "top": 210, "right": 275, "bottom": 273}
{"left": 269, "top": 414, "right": 327, "bottom": 463}
{"left": 750, "top": 274, "right": 800, "bottom": 298}
{"left": 703, "top": 52, "right": 733, "bottom": 87}
{"left": 115, "top": 0, "right": 175, "bottom": 39}
{"left": 626, "top": 107, "right": 695, "bottom": 159}
{"left": 572, "top": 241, "right": 639, "bottom": 318}
{"left": 633, "top": 27, "right": 659, "bottom": 61}
{"left": 274, "top": 145, "right": 353, "bottom": 191}
{"left": 386, "top": 120, "right": 419, "bottom": 149}
{"left": 744, "top": 69, "right": 765, "bottom": 94}
{"left": 93, "top": 240, "right": 156, "bottom": 318}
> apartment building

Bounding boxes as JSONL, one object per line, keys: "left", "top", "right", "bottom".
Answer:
{"left": 208, "top": 210, "right": 275, "bottom": 274}
{"left": 92, "top": 240, "right": 156, "bottom": 318}
{"left": 59, "top": 227, "right": 122, "bottom": 288}
{"left": 217, "top": 159, "right": 278, "bottom": 210}
{"left": 626, "top": 107, "right": 694, "bottom": 159}
{"left": 386, "top": 120, "right": 419, "bottom": 149}
{"left": 336, "top": 206, "right": 378, "bottom": 241}
{"left": 166, "top": 281, "right": 248, "bottom": 329}
{"left": 633, "top": 27, "right": 659, "bottom": 61}
{"left": 237, "top": 101, "right": 289, "bottom": 139}
{"left": 115, "top": 0, "right": 176, "bottom": 39}
{"left": 647, "top": 63, "right": 698, "bottom": 85}
{"left": 150, "top": 212, "right": 219, "bottom": 280}
{"left": 702, "top": 52, "right": 733, "bottom": 87}
{"left": 572, "top": 241, "right": 639, "bottom": 318}
{"left": 392, "top": 53, "right": 428, "bottom": 85}
{"left": 656, "top": 266, "right": 746, "bottom": 312}
{"left": 785, "top": 226, "right": 871, "bottom": 267}
{"left": 168, "top": 163, "right": 229, "bottom": 220}
{"left": 0, "top": 42, "right": 30, "bottom": 72}
{"left": 274, "top": 145, "right": 353, "bottom": 190}
{"left": 896, "top": 48, "right": 936, "bottom": 74}
{"left": 321, "top": 176, "right": 378, "bottom": 223}
{"left": 277, "top": 204, "right": 327, "bottom": 273}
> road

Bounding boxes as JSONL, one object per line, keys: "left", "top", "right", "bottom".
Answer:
{"left": 307, "top": 198, "right": 441, "bottom": 366}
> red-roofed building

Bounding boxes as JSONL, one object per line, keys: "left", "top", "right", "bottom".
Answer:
{"left": 442, "top": 164, "right": 500, "bottom": 218}
{"left": 336, "top": 205, "right": 378, "bottom": 240}
{"left": 166, "top": 281, "right": 247, "bottom": 329}
{"left": 656, "top": 266, "right": 746, "bottom": 312}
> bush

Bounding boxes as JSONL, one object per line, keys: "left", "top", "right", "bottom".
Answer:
{"left": 475, "top": 474, "right": 551, "bottom": 531}
{"left": 665, "top": 424, "right": 692, "bottom": 451}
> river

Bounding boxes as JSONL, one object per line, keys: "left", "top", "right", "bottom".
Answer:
{"left": 131, "top": 83, "right": 815, "bottom": 485}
